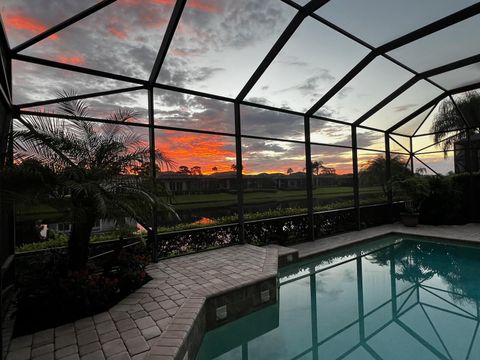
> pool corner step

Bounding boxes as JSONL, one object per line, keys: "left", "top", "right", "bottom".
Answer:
{"left": 265, "top": 244, "right": 299, "bottom": 267}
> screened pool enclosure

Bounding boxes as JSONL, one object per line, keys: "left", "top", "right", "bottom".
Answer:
{"left": 1, "top": 1, "right": 480, "bottom": 269}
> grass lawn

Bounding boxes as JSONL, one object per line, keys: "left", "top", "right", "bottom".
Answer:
{"left": 16, "top": 186, "right": 387, "bottom": 218}
{"left": 167, "top": 186, "right": 383, "bottom": 210}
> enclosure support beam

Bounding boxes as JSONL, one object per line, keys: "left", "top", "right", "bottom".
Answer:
{"left": 13, "top": 0, "right": 118, "bottom": 54}
{"left": 304, "top": 116, "right": 315, "bottom": 241}
{"left": 310, "top": 271, "right": 319, "bottom": 360}
{"left": 17, "top": 86, "right": 146, "bottom": 109}
{"left": 351, "top": 126, "right": 361, "bottom": 230}
{"left": 0, "top": 18, "right": 12, "bottom": 167}
{"left": 409, "top": 137, "right": 414, "bottom": 174}
{"left": 149, "top": 0, "right": 187, "bottom": 84}
{"left": 148, "top": 87, "right": 158, "bottom": 262}
{"left": 317, "top": 6, "right": 480, "bottom": 126}
{"left": 412, "top": 155, "right": 439, "bottom": 176}
{"left": 353, "top": 77, "right": 419, "bottom": 126}
{"left": 384, "top": 133, "right": 393, "bottom": 222}
{"left": 357, "top": 256, "right": 365, "bottom": 340}
{"left": 236, "top": 0, "right": 331, "bottom": 101}
{"left": 354, "top": 50, "right": 480, "bottom": 128}
{"left": 411, "top": 102, "right": 438, "bottom": 137}
{"left": 13, "top": 54, "right": 147, "bottom": 86}
{"left": 306, "top": 51, "right": 378, "bottom": 116}
{"left": 234, "top": 102, "right": 245, "bottom": 244}
{"left": 388, "top": 94, "right": 445, "bottom": 133}
{"left": 0, "top": 20, "right": 13, "bottom": 359}
{"left": 414, "top": 130, "right": 469, "bottom": 155}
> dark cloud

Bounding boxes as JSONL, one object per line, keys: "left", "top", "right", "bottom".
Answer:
{"left": 336, "top": 86, "right": 353, "bottom": 100}
{"left": 357, "top": 129, "right": 384, "bottom": 149}
{"left": 12, "top": 61, "right": 132, "bottom": 104}
{"left": 178, "top": 0, "right": 289, "bottom": 51}
{"left": 218, "top": 0, "right": 287, "bottom": 49}
{"left": 154, "top": 89, "right": 235, "bottom": 133}
{"left": 242, "top": 138, "right": 306, "bottom": 173}
{"left": 11, "top": 0, "right": 175, "bottom": 80}
{"left": 278, "top": 59, "right": 309, "bottom": 67}
{"left": 157, "top": 0, "right": 293, "bottom": 92}
{"left": 241, "top": 106, "right": 304, "bottom": 140}
{"left": 276, "top": 70, "right": 335, "bottom": 103}
{"left": 393, "top": 104, "right": 418, "bottom": 113}
{"left": 3, "top": 0, "right": 99, "bottom": 45}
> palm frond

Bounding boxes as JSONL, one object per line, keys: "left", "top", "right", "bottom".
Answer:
{"left": 107, "top": 108, "right": 139, "bottom": 123}
{"left": 57, "top": 89, "right": 90, "bottom": 119}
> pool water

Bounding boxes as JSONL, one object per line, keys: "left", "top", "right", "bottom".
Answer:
{"left": 197, "top": 236, "right": 480, "bottom": 360}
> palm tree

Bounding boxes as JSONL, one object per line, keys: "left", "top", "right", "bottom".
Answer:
{"left": 312, "top": 160, "right": 324, "bottom": 176}
{"left": 360, "top": 155, "right": 411, "bottom": 195}
{"left": 431, "top": 91, "right": 480, "bottom": 156}
{"left": 13, "top": 91, "right": 174, "bottom": 270}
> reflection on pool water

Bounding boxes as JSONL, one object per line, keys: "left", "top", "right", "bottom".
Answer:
{"left": 197, "top": 235, "right": 480, "bottom": 360}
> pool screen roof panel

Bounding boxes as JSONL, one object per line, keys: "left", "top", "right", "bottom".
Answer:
{"left": 2, "top": 0, "right": 480, "bottom": 134}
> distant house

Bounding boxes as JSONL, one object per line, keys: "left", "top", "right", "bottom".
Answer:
{"left": 155, "top": 171, "right": 353, "bottom": 194}
{"left": 454, "top": 134, "right": 480, "bottom": 173}
{"left": 50, "top": 218, "right": 137, "bottom": 235}
{"left": 157, "top": 171, "right": 237, "bottom": 194}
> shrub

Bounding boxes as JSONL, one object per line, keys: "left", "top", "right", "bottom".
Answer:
{"left": 420, "top": 175, "right": 464, "bottom": 224}
{"left": 14, "top": 243, "right": 150, "bottom": 335}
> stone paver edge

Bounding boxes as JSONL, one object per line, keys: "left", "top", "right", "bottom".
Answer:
{"left": 145, "top": 247, "right": 279, "bottom": 360}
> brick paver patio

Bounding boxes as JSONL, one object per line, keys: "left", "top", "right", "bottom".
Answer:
{"left": 6, "top": 244, "right": 276, "bottom": 360}
{"left": 6, "top": 223, "right": 480, "bottom": 360}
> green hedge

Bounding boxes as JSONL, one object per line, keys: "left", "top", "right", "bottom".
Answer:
{"left": 420, "top": 172, "right": 480, "bottom": 225}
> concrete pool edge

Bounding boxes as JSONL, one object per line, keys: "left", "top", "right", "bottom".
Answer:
{"left": 146, "top": 247, "right": 279, "bottom": 360}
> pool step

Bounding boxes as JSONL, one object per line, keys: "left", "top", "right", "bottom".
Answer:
{"left": 264, "top": 244, "right": 299, "bottom": 267}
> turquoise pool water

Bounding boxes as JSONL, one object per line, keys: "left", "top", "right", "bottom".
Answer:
{"left": 197, "top": 236, "right": 480, "bottom": 360}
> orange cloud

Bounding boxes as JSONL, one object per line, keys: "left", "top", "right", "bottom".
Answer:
{"left": 121, "top": 0, "right": 220, "bottom": 13}
{"left": 186, "top": 0, "right": 220, "bottom": 13}
{"left": 139, "top": 12, "right": 169, "bottom": 29}
{"left": 57, "top": 55, "right": 86, "bottom": 65}
{"left": 107, "top": 24, "right": 127, "bottom": 39}
{"left": 156, "top": 131, "right": 236, "bottom": 174}
{"left": 4, "top": 13, "right": 59, "bottom": 40}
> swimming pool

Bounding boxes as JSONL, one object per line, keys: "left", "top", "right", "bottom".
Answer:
{"left": 197, "top": 235, "right": 480, "bottom": 360}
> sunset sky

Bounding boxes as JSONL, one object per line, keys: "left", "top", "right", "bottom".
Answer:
{"left": 4, "top": 0, "right": 477, "bottom": 175}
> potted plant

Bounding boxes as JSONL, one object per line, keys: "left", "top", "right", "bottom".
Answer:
{"left": 393, "top": 176, "right": 430, "bottom": 227}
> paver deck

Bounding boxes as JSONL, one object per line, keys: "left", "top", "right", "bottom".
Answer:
{"left": 7, "top": 223, "right": 480, "bottom": 360}
{"left": 6, "top": 245, "right": 277, "bottom": 360}
{"left": 292, "top": 223, "right": 480, "bottom": 258}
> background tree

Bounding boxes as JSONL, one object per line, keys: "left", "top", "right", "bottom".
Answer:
{"left": 13, "top": 91, "right": 174, "bottom": 270}
{"left": 286, "top": 167, "right": 293, "bottom": 175}
{"left": 321, "top": 167, "right": 336, "bottom": 175}
{"left": 131, "top": 161, "right": 162, "bottom": 177}
{"left": 431, "top": 91, "right": 480, "bottom": 156}
{"left": 190, "top": 166, "right": 202, "bottom": 176}
{"left": 212, "top": 166, "right": 218, "bottom": 173}
{"left": 178, "top": 165, "right": 191, "bottom": 175}
{"left": 359, "top": 155, "right": 411, "bottom": 194}
{"left": 231, "top": 164, "right": 237, "bottom": 172}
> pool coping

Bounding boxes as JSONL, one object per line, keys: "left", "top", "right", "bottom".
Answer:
{"left": 149, "top": 223, "right": 480, "bottom": 360}
{"left": 146, "top": 247, "right": 279, "bottom": 360}
{"left": 292, "top": 223, "right": 480, "bottom": 260}
{"left": 6, "top": 224, "right": 479, "bottom": 360}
